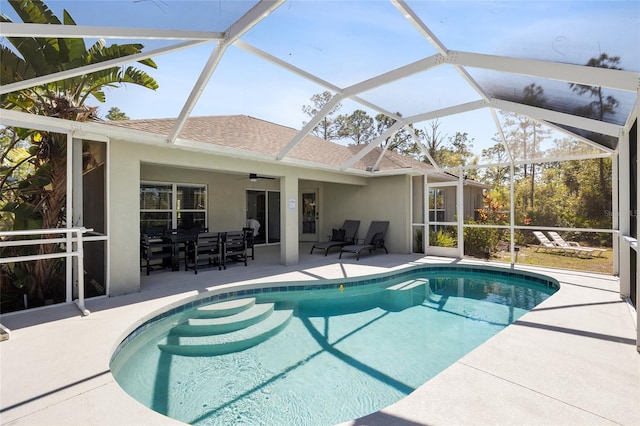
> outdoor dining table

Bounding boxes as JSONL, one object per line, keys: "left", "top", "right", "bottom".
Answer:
{"left": 162, "top": 231, "right": 199, "bottom": 271}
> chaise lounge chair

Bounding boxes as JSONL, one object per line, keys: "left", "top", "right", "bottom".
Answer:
{"left": 533, "top": 231, "right": 559, "bottom": 254}
{"left": 339, "top": 221, "right": 389, "bottom": 261}
{"left": 547, "top": 231, "right": 606, "bottom": 258}
{"left": 310, "top": 220, "right": 360, "bottom": 256}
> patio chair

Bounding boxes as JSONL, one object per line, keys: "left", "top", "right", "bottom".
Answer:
{"left": 339, "top": 221, "right": 389, "bottom": 261}
{"left": 185, "top": 232, "right": 224, "bottom": 274}
{"left": 310, "top": 220, "right": 360, "bottom": 256}
{"left": 224, "top": 230, "right": 248, "bottom": 268}
{"left": 242, "top": 227, "right": 255, "bottom": 260}
{"left": 547, "top": 231, "right": 605, "bottom": 258}
{"left": 140, "top": 234, "right": 173, "bottom": 275}
{"left": 532, "top": 231, "right": 559, "bottom": 254}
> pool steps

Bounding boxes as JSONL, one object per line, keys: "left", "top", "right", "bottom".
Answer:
{"left": 195, "top": 297, "right": 255, "bottom": 318}
{"left": 381, "top": 278, "right": 429, "bottom": 312}
{"left": 158, "top": 279, "right": 427, "bottom": 356}
{"left": 158, "top": 299, "right": 292, "bottom": 356}
{"left": 170, "top": 302, "right": 274, "bottom": 336}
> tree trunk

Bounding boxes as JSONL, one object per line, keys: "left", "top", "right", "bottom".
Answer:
{"left": 530, "top": 164, "right": 535, "bottom": 209}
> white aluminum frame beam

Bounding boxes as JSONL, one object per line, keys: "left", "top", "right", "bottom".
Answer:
{"left": 277, "top": 54, "right": 443, "bottom": 161}
{"left": 277, "top": 94, "right": 345, "bottom": 160}
{"left": 392, "top": 0, "right": 493, "bottom": 105}
{"left": 0, "top": 22, "right": 223, "bottom": 41}
{"left": 405, "top": 100, "right": 487, "bottom": 124}
{"left": 492, "top": 99, "right": 622, "bottom": 137}
{"left": 0, "top": 109, "right": 164, "bottom": 144}
{"left": 391, "top": 0, "right": 448, "bottom": 56}
{"left": 541, "top": 120, "right": 615, "bottom": 153}
{"left": 234, "top": 39, "right": 341, "bottom": 93}
{"left": 341, "top": 55, "right": 443, "bottom": 97}
{"left": 438, "top": 151, "right": 612, "bottom": 172}
{"left": 490, "top": 108, "right": 515, "bottom": 163}
{"left": 236, "top": 39, "right": 406, "bottom": 121}
{"left": 341, "top": 121, "right": 403, "bottom": 169}
{"left": 449, "top": 51, "right": 640, "bottom": 93}
{"left": 168, "top": 0, "right": 286, "bottom": 143}
{"left": 0, "top": 40, "right": 209, "bottom": 95}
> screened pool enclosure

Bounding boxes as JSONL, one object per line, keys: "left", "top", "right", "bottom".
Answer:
{"left": 0, "top": 1, "right": 638, "bottom": 342}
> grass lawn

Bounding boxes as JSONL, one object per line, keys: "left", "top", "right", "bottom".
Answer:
{"left": 487, "top": 244, "right": 613, "bottom": 275}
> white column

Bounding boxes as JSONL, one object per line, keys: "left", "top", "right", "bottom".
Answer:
{"left": 612, "top": 143, "right": 620, "bottom": 277}
{"left": 618, "top": 131, "right": 630, "bottom": 297}
{"left": 425, "top": 175, "right": 430, "bottom": 252}
{"left": 636, "top": 88, "right": 640, "bottom": 352}
{"left": 71, "top": 137, "right": 83, "bottom": 303}
{"left": 457, "top": 167, "right": 464, "bottom": 258}
{"left": 510, "top": 162, "right": 515, "bottom": 265}
{"left": 72, "top": 138, "right": 84, "bottom": 228}
{"left": 66, "top": 132, "right": 74, "bottom": 303}
{"left": 280, "top": 174, "right": 299, "bottom": 266}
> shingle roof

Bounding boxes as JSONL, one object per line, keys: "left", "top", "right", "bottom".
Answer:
{"left": 106, "top": 115, "right": 436, "bottom": 174}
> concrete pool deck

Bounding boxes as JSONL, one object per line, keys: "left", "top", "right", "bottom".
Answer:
{"left": 1, "top": 246, "right": 638, "bottom": 425}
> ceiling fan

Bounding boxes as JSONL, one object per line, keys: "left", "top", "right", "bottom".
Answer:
{"left": 239, "top": 173, "right": 276, "bottom": 182}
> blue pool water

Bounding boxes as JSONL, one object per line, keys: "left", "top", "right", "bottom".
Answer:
{"left": 110, "top": 266, "right": 558, "bottom": 425}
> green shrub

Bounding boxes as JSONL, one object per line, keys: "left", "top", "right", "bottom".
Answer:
{"left": 464, "top": 222, "right": 500, "bottom": 257}
{"left": 430, "top": 228, "right": 457, "bottom": 247}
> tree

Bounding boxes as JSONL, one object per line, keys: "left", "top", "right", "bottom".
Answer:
{"left": 569, "top": 54, "right": 621, "bottom": 122}
{"left": 569, "top": 53, "right": 621, "bottom": 202}
{"left": 434, "top": 132, "right": 478, "bottom": 177}
{"left": 499, "top": 108, "right": 551, "bottom": 208}
{"left": 480, "top": 142, "right": 510, "bottom": 188}
{"left": 420, "top": 119, "right": 446, "bottom": 165}
{"left": 105, "top": 107, "right": 129, "bottom": 121}
{"left": 336, "top": 109, "right": 375, "bottom": 145}
{"left": 0, "top": 0, "right": 159, "bottom": 307}
{"left": 376, "top": 113, "right": 421, "bottom": 159}
{"left": 301, "top": 91, "right": 342, "bottom": 140}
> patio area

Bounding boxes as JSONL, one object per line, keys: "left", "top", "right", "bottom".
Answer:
{"left": 0, "top": 245, "right": 638, "bottom": 425}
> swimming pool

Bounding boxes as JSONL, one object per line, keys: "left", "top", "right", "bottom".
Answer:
{"left": 110, "top": 265, "right": 558, "bottom": 425}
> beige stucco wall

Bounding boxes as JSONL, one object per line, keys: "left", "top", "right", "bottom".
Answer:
{"left": 321, "top": 175, "right": 412, "bottom": 254}
{"left": 108, "top": 137, "right": 485, "bottom": 296}
{"left": 108, "top": 139, "right": 368, "bottom": 296}
{"left": 140, "top": 164, "right": 281, "bottom": 231}
{"left": 109, "top": 140, "right": 141, "bottom": 296}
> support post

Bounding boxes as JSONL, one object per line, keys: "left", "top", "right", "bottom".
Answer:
{"left": 280, "top": 175, "right": 299, "bottom": 266}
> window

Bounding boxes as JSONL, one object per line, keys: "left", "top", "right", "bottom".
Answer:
{"left": 140, "top": 182, "right": 206, "bottom": 232}
{"left": 428, "top": 189, "right": 445, "bottom": 222}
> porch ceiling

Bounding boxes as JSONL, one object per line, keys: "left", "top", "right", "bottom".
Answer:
{"left": 0, "top": 0, "right": 638, "bottom": 172}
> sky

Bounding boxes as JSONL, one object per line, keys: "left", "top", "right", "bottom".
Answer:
{"left": 1, "top": 0, "right": 638, "bottom": 160}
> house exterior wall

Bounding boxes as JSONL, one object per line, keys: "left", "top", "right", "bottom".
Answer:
{"left": 109, "top": 139, "right": 484, "bottom": 295}
{"left": 140, "top": 164, "right": 280, "bottom": 231}
{"left": 109, "top": 140, "right": 141, "bottom": 296}
{"left": 463, "top": 186, "right": 485, "bottom": 220}
{"left": 108, "top": 139, "right": 368, "bottom": 295}
{"left": 321, "top": 175, "right": 411, "bottom": 253}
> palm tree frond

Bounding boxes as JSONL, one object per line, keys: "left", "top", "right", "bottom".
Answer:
{"left": 59, "top": 9, "right": 87, "bottom": 66}
{"left": 89, "top": 43, "right": 158, "bottom": 69}
{"left": 91, "top": 90, "right": 106, "bottom": 104}
{"left": 120, "top": 66, "right": 159, "bottom": 90}
{"left": 0, "top": 45, "right": 35, "bottom": 86}
{"left": 8, "top": 0, "right": 61, "bottom": 25}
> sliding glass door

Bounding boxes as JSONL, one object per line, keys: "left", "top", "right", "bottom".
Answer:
{"left": 246, "top": 190, "right": 280, "bottom": 245}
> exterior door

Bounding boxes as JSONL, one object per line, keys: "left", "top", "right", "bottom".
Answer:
{"left": 246, "top": 190, "right": 266, "bottom": 245}
{"left": 426, "top": 182, "right": 460, "bottom": 257}
{"left": 300, "top": 190, "right": 318, "bottom": 241}
{"left": 246, "top": 189, "right": 280, "bottom": 245}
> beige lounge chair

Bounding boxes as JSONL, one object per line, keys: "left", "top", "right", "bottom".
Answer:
{"left": 547, "top": 231, "right": 606, "bottom": 258}
{"left": 533, "top": 231, "right": 559, "bottom": 253}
